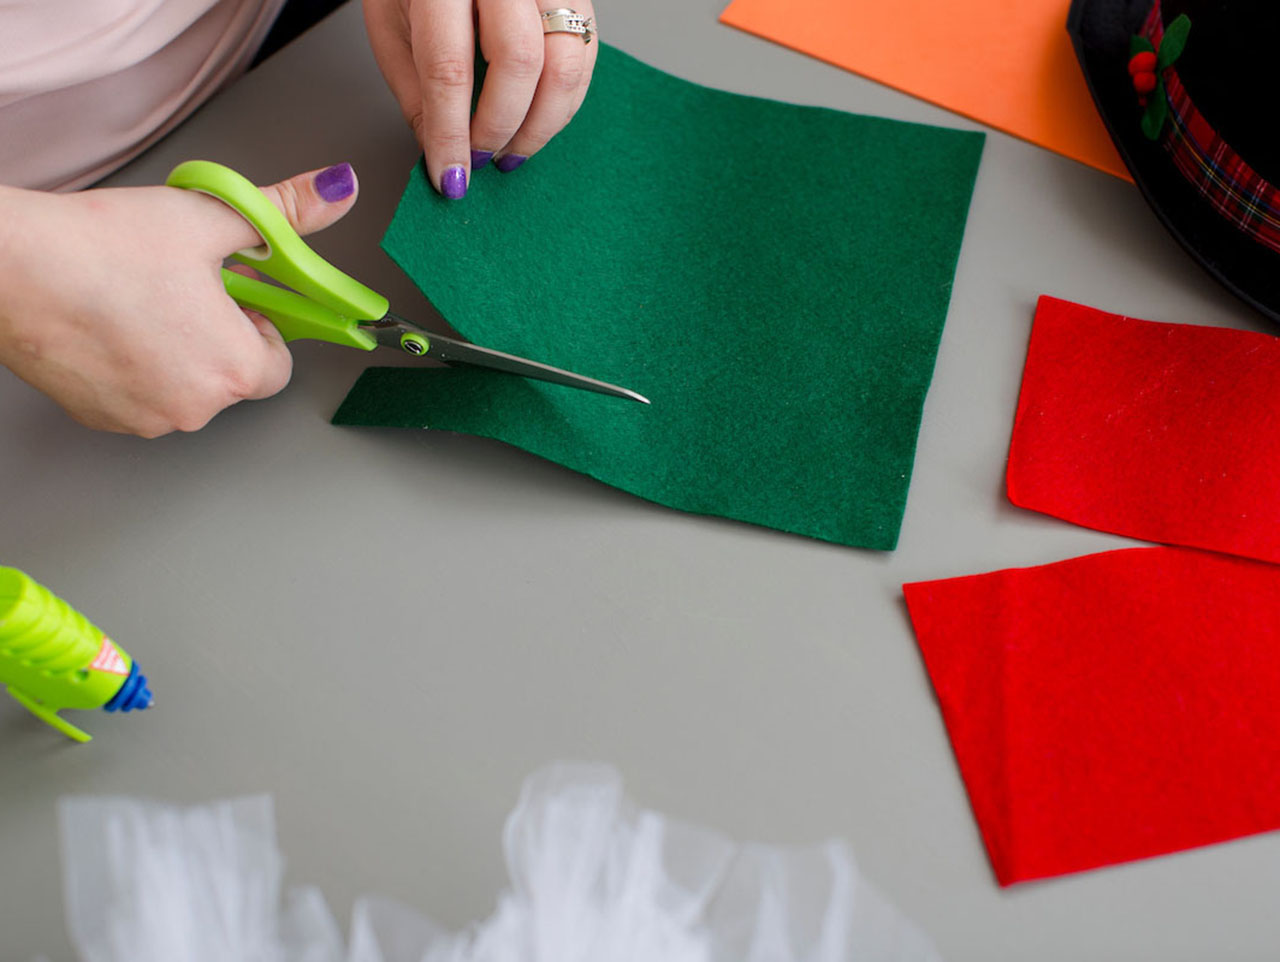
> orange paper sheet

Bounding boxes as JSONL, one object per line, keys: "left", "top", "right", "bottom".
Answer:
{"left": 719, "top": 0, "right": 1130, "bottom": 180}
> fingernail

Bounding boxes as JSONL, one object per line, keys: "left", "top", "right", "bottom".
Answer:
{"left": 314, "top": 163, "right": 355, "bottom": 202}
{"left": 495, "top": 153, "right": 527, "bottom": 174}
{"left": 470, "top": 149, "right": 494, "bottom": 170}
{"left": 441, "top": 165, "right": 467, "bottom": 199}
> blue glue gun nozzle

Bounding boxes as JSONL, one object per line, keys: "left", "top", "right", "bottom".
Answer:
{"left": 104, "top": 663, "right": 153, "bottom": 713}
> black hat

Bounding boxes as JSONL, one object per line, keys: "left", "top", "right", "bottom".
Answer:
{"left": 1068, "top": 0, "right": 1280, "bottom": 322}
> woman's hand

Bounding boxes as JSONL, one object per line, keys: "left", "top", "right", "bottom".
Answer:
{"left": 363, "top": 0, "right": 598, "bottom": 198}
{"left": 0, "top": 164, "right": 358, "bottom": 437}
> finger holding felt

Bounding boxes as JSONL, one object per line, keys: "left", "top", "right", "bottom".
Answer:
{"left": 495, "top": 0, "right": 594, "bottom": 171}
{"left": 409, "top": 0, "right": 476, "bottom": 197}
{"left": 470, "top": 0, "right": 545, "bottom": 168}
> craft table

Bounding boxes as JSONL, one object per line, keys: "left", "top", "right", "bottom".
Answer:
{"left": 2, "top": 2, "right": 1275, "bottom": 959}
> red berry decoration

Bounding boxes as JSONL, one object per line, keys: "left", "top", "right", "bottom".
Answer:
{"left": 1131, "top": 14, "right": 1190, "bottom": 141}
{"left": 1133, "top": 71, "right": 1157, "bottom": 94}
{"left": 1128, "top": 51, "right": 1157, "bottom": 74}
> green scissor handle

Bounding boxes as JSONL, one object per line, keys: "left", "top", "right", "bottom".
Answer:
{"left": 165, "top": 160, "right": 387, "bottom": 350}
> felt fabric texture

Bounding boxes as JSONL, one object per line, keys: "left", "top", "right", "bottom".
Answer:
{"left": 1008, "top": 296, "right": 1280, "bottom": 564}
{"left": 903, "top": 545, "right": 1280, "bottom": 886}
{"left": 719, "top": 0, "right": 1129, "bottom": 180}
{"left": 333, "top": 44, "right": 985, "bottom": 550}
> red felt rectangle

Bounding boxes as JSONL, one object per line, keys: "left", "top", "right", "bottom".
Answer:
{"left": 903, "top": 546, "right": 1280, "bottom": 886}
{"left": 1007, "top": 296, "right": 1280, "bottom": 563}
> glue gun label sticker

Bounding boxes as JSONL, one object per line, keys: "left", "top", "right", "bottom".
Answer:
{"left": 89, "top": 636, "right": 128, "bottom": 676}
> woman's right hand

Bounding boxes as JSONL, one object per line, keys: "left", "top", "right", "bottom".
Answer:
{"left": 0, "top": 164, "right": 358, "bottom": 437}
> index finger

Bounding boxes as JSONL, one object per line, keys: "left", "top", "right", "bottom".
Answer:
{"left": 409, "top": 0, "right": 476, "bottom": 199}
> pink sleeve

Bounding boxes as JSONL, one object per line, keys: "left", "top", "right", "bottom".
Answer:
{"left": 0, "top": 0, "right": 285, "bottom": 190}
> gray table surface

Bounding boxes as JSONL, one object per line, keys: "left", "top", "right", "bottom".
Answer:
{"left": 3, "top": 2, "right": 1277, "bottom": 959}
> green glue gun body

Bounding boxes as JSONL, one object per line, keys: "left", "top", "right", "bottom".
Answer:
{"left": 0, "top": 567, "right": 152, "bottom": 742}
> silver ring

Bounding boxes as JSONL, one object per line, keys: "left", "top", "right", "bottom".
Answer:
{"left": 541, "top": 7, "right": 595, "bottom": 44}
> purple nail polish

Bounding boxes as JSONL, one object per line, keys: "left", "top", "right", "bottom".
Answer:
{"left": 441, "top": 165, "right": 467, "bottom": 199}
{"left": 495, "top": 153, "right": 527, "bottom": 173}
{"left": 470, "top": 149, "right": 494, "bottom": 170}
{"left": 314, "top": 163, "right": 355, "bottom": 202}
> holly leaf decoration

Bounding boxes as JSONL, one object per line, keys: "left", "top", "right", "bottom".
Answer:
{"left": 1130, "top": 35, "right": 1156, "bottom": 58}
{"left": 1157, "top": 14, "right": 1191, "bottom": 68}
{"left": 1141, "top": 79, "right": 1169, "bottom": 140}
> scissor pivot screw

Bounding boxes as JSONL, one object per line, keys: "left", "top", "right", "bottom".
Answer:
{"left": 400, "top": 333, "right": 430, "bottom": 356}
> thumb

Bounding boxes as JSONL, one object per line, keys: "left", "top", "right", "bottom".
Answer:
{"left": 259, "top": 162, "right": 359, "bottom": 237}
{"left": 207, "top": 163, "right": 360, "bottom": 254}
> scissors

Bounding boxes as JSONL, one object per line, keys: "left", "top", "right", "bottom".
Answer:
{"left": 165, "top": 161, "right": 648, "bottom": 404}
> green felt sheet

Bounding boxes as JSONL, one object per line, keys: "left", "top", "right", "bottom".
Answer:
{"left": 334, "top": 45, "right": 983, "bottom": 549}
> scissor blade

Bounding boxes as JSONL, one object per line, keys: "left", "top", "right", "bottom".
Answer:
{"left": 427, "top": 333, "right": 650, "bottom": 404}
{"left": 366, "top": 315, "right": 649, "bottom": 404}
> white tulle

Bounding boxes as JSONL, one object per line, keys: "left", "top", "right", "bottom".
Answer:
{"left": 55, "top": 765, "right": 942, "bottom": 962}
{"left": 58, "top": 795, "right": 343, "bottom": 962}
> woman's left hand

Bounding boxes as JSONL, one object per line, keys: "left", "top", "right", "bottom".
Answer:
{"left": 363, "top": 0, "right": 598, "bottom": 198}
